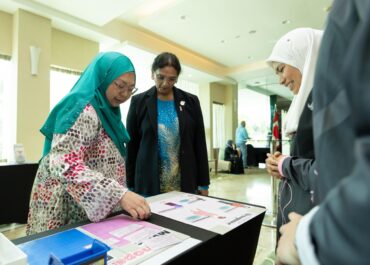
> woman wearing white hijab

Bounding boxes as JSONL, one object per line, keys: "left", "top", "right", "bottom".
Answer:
{"left": 265, "top": 28, "right": 323, "bottom": 241}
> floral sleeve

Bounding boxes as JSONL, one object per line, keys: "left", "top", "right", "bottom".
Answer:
{"left": 49, "top": 105, "right": 127, "bottom": 222}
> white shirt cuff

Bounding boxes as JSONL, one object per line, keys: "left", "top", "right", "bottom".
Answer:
{"left": 296, "top": 206, "right": 321, "bottom": 265}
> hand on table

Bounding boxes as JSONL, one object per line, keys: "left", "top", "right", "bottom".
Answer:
{"left": 197, "top": 189, "right": 209, "bottom": 196}
{"left": 120, "top": 191, "right": 151, "bottom": 220}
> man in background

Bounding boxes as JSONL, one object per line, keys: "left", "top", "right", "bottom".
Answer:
{"left": 235, "top": 121, "right": 249, "bottom": 168}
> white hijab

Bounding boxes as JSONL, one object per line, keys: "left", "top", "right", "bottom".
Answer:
{"left": 266, "top": 28, "right": 323, "bottom": 136}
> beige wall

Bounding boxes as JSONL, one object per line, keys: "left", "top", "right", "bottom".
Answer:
{"left": 0, "top": 10, "right": 12, "bottom": 55}
{"left": 1, "top": 9, "right": 99, "bottom": 161}
{"left": 51, "top": 29, "right": 99, "bottom": 71}
{"left": 225, "top": 84, "right": 238, "bottom": 142}
{"left": 102, "top": 20, "right": 227, "bottom": 78}
{"left": 14, "top": 9, "right": 52, "bottom": 162}
{"left": 1, "top": 8, "right": 237, "bottom": 162}
{"left": 198, "top": 83, "right": 212, "bottom": 158}
{"left": 199, "top": 82, "right": 238, "bottom": 159}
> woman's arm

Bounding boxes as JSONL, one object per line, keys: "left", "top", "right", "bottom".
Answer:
{"left": 50, "top": 105, "right": 127, "bottom": 222}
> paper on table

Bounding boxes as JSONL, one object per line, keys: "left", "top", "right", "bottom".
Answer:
{"left": 77, "top": 214, "right": 190, "bottom": 265}
{"left": 149, "top": 191, "right": 265, "bottom": 235}
{"left": 139, "top": 238, "right": 201, "bottom": 265}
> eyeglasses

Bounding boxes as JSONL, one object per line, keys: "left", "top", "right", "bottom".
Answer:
{"left": 155, "top": 74, "right": 177, "bottom": 84}
{"left": 114, "top": 80, "right": 138, "bottom": 95}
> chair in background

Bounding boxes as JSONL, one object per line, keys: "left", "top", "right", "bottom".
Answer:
{"left": 216, "top": 147, "right": 232, "bottom": 173}
{"left": 208, "top": 147, "right": 232, "bottom": 174}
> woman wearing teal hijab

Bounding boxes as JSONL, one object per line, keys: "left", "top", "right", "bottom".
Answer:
{"left": 27, "top": 52, "right": 151, "bottom": 235}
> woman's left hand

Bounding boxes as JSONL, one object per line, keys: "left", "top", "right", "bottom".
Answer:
{"left": 198, "top": 189, "right": 209, "bottom": 196}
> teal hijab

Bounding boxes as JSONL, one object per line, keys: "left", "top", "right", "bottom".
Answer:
{"left": 41, "top": 51, "right": 134, "bottom": 158}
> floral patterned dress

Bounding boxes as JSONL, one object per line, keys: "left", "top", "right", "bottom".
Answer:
{"left": 26, "top": 105, "right": 128, "bottom": 235}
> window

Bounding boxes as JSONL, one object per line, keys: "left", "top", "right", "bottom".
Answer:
{"left": 238, "top": 89, "right": 270, "bottom": 148}
{"left": 0, "top": 55, "right": 16, "bottom": 162}
{"left": 50, "top": 67, "right": 81, "bottom": 110}
{"left": 212, "top": 102, "right": 225, "bottom": 148}
{"left": 280, "top": 109, "right": 291, "bottom": 154}
{"left": 177, "top": 79, "right": 199, "bottom": 97}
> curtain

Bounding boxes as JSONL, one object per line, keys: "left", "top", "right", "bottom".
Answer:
{"left": 212, "top": 103, "right": 225, "bottom": 148}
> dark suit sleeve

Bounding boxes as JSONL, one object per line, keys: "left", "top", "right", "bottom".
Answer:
{"left": 309, "top": 137, "right": 370, "bottom": 264}
{"left": 193, "top": 96, "right": 210, "bottom": 186}
{"left": 307, "top": 1, "right": 370, "bottom": 263}
{"left": 282, "top": 157, "right": 316, "bottom": 191}
{"left": 126, "top": 96, "right": 140, "bottom": 189}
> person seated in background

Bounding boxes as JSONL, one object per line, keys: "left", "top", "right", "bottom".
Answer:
{"left": 224, "top": 140, "right": 244, "bottom": 174}
{"left": 26, "top": 52, "right": 151, "bottom": 235}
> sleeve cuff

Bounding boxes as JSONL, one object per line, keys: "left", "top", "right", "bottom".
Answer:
{"left": 296, "top": 206, "right": 321, "bottom": 265}
{"left": 278, "top": 155, "right": 289, "bottom": 177}
{"left": 198, "top": 185, "right": 209, "bottom": 190}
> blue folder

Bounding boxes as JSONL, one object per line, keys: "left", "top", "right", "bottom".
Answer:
{"left": 18, "top": 228, "right": 110, "bottom": 265}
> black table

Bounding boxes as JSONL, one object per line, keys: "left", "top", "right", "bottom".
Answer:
{"left": 13, "top": 194, "right": 265, "bottom": 265}
{"left": 247, "top": 145, "right": 270, "bottom": 167}
{"left": 0, "top": 163, "right": 38, "bottom": 224}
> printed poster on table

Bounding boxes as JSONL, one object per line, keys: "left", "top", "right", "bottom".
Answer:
{"left": 149, "top": 191, "right": 265, "bottom": 235}
{"left": 77, "top": 214, "right": 189, "bottom": 265}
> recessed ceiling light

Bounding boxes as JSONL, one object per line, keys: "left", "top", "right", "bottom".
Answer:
{"left": 249, "top": 30, "right": 256, "bottom": 34}
{"left": 282, "top": 19, "right": 291, "bottom": 24}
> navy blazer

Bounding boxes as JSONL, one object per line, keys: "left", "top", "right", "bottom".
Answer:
{"left": 126, "top": 86, "right": 210, "bottom": 196}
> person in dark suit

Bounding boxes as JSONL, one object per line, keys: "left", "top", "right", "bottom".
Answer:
{"left": 277, "top": 1, "right": 370, "bottom": 264}
{"left": 126, "top": 52, "right": 210, "bottom": 197}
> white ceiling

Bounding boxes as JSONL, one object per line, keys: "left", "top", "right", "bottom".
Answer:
{"left": 0, "top": 0, "right": 332, "bottom": 99}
